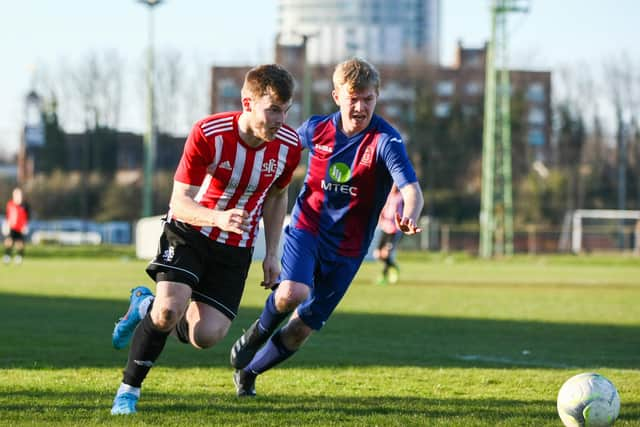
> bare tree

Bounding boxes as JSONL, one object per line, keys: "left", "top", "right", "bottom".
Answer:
{"left": 134, "top": 49, "right": 209, "bottom": 137}
{"left": 70, "top": 50, "right": 124, "bottom": 130}
{"left": 32, "top": 51, "right": 124, "bottom": 132}
{"left": 553, "top": 64, "right": 595, "bottom": 210}
{"left": 603, "top": 54, "right": 640, "bottom": 212}
{"left": 179, "top": 57, "right": 211, "bottom": 133}
{"left": 154, "top": 49, "right": 183, "bottom": 134}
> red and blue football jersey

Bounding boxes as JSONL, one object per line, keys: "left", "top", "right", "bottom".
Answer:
{"left": 290, "top": 112, "right": 418, "bottom": 257}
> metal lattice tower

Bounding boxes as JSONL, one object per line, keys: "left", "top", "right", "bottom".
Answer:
{"left": 479, "top": 0, "right": 528, "bottom": 258}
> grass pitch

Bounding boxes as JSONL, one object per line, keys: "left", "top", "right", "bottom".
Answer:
{"left": 0, "top": 250, "right": 639, "bottom": 426}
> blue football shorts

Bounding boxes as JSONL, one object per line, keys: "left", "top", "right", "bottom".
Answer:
{"left": 279, "top": 225, "right": 365, "bottom": 330}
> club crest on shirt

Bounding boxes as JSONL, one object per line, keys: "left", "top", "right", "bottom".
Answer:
{"left": 360, "top": 146, "right": 373, "bottom": 167}
{"left": 261, "top": 158, "right": 278, "bottom": 177}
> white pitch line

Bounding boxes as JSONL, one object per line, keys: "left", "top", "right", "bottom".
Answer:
{"left": 454, "top": 354, "right": 575, "bottom": 369}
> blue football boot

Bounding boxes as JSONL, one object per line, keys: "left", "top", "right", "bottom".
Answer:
{"left": 112, "top": 286, "right": 154, "bottom": 349}
{"left": 111, "top": 391, "right": 139, "bottom": 415}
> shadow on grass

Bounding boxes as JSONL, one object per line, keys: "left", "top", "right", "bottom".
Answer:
{"left": 2, "top": 293, "right": 638, "bottom": 370}
{"left": 1, "top": 389, "right": 639, "bottom": 426}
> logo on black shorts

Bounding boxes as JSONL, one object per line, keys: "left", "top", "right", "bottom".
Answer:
{"left": 162, "top": 246, "right": 175, "bottom": 262}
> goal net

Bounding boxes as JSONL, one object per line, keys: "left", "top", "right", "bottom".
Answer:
{"left": 562, "top": 209, "right": 640, "bottom": 254}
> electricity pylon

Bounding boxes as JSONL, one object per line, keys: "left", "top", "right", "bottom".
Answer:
{"left": 479, "top": 0, "right": 528, "bottom": 258}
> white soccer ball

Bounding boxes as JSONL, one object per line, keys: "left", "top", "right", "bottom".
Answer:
{"left": 557, "top": 372, "right": 620, "bottom": 427}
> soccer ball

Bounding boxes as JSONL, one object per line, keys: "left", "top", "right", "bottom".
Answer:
{"left": 557, "top": 372, "right": 620, "bottom": 427}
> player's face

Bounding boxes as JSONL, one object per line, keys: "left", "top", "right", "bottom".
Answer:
{"left": 12, "top": 189, "right": 23, "bottom": 204}
{"left": 333, "top": 84, "right": 377, "bottom": 136}
{"left": 249, "top": 94, "right": 291, "bottom": 141}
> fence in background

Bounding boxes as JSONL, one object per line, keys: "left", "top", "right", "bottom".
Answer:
{"left": 5, "top": 215, "right": 638, "bottom": 255}
{"left": 25, "top": 219, "right": 131, "bottom": 245}
{"left": 400, "top": 216, "right": 640, "bottom": 255}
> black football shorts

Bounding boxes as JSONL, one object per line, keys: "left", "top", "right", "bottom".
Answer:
{"left": 146, "top": 220, "right": 253, "bottom": 320}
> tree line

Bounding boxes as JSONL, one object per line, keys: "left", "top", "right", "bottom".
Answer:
{"left": 2, "top": 50, "right": 639, "bottom": 227}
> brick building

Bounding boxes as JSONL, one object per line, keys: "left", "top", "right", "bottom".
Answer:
{"left": 210, "top": 41, "right": 551, "bottom": 165}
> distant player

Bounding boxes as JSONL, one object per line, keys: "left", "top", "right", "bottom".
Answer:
{"left": 109, "top": 64, "right": 302, "bottom": 415}
{"left": 374, "top": 184, "right": 404, "bottom": 285}
{"left": 3, "top": 188, "right": 30, "bottom": 265}
{"left": 230, "top": 57, "right": 424, "bottom": 396}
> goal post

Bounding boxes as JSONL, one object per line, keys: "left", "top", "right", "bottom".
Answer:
{"left": 571, "top": 209, "right": 640, "bottom": 254}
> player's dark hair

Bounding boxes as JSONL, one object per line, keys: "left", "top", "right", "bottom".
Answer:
{"left": 242, "top": 64, "right": 295, "bottom": 103}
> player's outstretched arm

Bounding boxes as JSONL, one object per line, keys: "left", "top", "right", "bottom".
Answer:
{"left": 396, "top": 182, "right": 424, "bottom": 235}
{"left": 169, "top": 180, "right": 249, "bottom": 234}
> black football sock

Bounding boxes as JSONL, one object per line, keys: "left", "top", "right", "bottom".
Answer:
{"left": 122, "top": 312, "right": 170, "bottom": 387}
{"left": 174, "top": 316, "right": 190, "bottom": 344}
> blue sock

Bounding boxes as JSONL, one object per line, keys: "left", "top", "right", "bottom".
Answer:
{"left": 257, "top": 292, "right": 290, "bottom": 335}
{"left": 245, "top": 330, "right": 295, "bottom": 374}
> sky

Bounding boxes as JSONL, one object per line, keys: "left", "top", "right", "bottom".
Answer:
{"left": 0, "top": 0, "right": 638, "bottom": 157}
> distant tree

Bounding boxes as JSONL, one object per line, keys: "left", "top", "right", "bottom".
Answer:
{"left": 516, "top": 169, "right": 567, "bottom": 225}
{"left": 155, "top": 49, "right": 184, "bottom": 135}
{"left": 71, "top": 50, "right": 124, "bottom": 130}
{"left": 87, "top": 126, "right": 118, "bottom": 175}
{"left": 631, "top": 119, "right": 640, "bottom": 208}
{"left": 179, "top": 57, "right": 211, "bottom": 131}
{"left": 555, "top": 103, "right": 585, "bottom": 213}
{"left": 40, "top": 97, "right": 67, "bottom": 173}
{"left": 97, "top": 181, "right": 141, "bottom": 222}
{"left": 603, "top": 54, "right": 640, "bottom": 211}
{"left": 410, "top": 70, "right": 436, "bottom": 215}
{"left": 26, "top": 171, "right": 105, "bottom": 219}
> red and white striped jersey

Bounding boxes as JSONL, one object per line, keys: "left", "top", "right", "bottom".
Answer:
{"left": 171, "top": 112, "right": 302, "bottom": 248}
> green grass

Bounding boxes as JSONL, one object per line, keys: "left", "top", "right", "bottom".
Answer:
{"left": 1, "top": 252, "right": 639, "bottom": 426}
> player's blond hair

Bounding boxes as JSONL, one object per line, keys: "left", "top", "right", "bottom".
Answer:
{"left": 241, "top": 64, "right": 295, "bottom": 104}
{"left": 332, "top": 57, "right": 380, "bottom": 95}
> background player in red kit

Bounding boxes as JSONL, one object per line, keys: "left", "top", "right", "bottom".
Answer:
{"left": 374, "top": 185, "right": 404, "bottom": 285}
{"left": 230, "top": 57, "right": 424, "bottom": 397}
{"left": 3, "top": 187, "right": 30, "bottom": 265}
{"left": 110, "top": 64, "right": 302, "bottom": 415}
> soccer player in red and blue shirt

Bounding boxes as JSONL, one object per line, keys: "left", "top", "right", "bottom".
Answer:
{"left": 231, "top": 57, "right": 424, "bottom": 396}
{"left": 110, "top": 64, "right": 302, "bottom": 415}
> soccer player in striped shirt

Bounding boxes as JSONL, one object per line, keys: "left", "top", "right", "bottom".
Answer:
{"left": 230, "top": 57, "right": 424, "bottom": 397}
{"left": 110, "top": 64, "right": 302, "bottom": 415}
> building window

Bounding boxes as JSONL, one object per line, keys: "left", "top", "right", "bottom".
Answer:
{"left": 466, "top": 53, "right": 482, "bottom": 68}
{"left": 462, "top": 104, "right": 478, "bottom": 116}
{"left": 222, "top": 101, "right": 238, "bottom": 112}
{"left": 527, "top": 128, "right": 545, "bottom": 146}
{"left": 528, "top": 107, "right": 546, "bottom": 125}
{"left": 218, "top": 78, "right": 239, "bottom": 98}
{"left": 384, "top": 104, "right": 401, "bottom": 118}
{"left": 312, "top": 79, "right": 331, "bottom": 93}
{"left": 526, "top": 82, "right": 545, "bottom": 102}
{"left": 434, "top": 101, "right": 451, "bottom": 118}
{"left": 436, "top": 80, "right": 455, "bottom": 97}
{"left": 381, "top": 81, "right": 403, "bottom": 100}
{"left": 465, "top": 81, "right": 482, "bottom": 96}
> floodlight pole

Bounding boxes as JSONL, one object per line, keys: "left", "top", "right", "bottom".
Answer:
{"left": 479, "top": 3, "right": 498, "bottom": 259}
{"left": 479, "top": 0, "right": 527, "bottom": 258}
{"left": 138, "top": 0, "right": 164, "bottom": 218}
